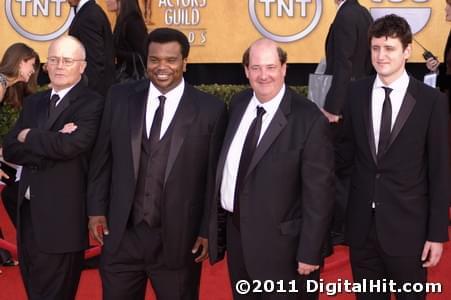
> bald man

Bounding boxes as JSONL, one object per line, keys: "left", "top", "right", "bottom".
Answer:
{"left": 209, "top": 39, "right": 334, "bottom": 300}
{"left": 3, "top": 36, "right": 104, "bottom": 300}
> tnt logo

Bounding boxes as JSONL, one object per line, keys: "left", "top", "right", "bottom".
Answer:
{"left": 6, "top": 0, "right": 74, "bottom": 41}
{"left": 248, "top": 0, "right": 322, "bottom": 42}
{"left": 366, "top": 0, "right": 432, "bottom": 34}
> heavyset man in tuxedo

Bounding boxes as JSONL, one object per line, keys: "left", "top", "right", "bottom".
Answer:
{"left": 68, "top": 0, "right": 115, "bottom": 96}
{"left": 209, "top": 39, "right": 335, "bottom": 300}
{"left": 3, "top": 36, "right": 104, "bottom": 299}
{"left": 87, "top": 28, "right": 227, "bottom": 299}
{"left": 338, "top": 15, "right": 450, "bottom": 300}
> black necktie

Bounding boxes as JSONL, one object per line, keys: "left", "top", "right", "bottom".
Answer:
{"left": 233, "top": 106, "right": 266, "bottom": 230}
{"left": 149, "top": 95, "right": 166, "bottom": 146}
{"left": 49, "top": 94, "right": 60, "bottom": 117}
{"left": 378, "top": 87, "right": 392, "bottom": 159}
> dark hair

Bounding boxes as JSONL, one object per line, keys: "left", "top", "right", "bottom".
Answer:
{"left": 116, "top": 0, "right": 144, "bottom": 25}
{"left": 447, "top": 0, "right": 451, "bottom": 5}
{"left": 368, "top": 14, "right": 412, "bottom": 49}
{"left": 0, "top": 43, "right": 40, "bottom": 108}
{"left": 242, "top": 44, "right": 287, "bottom": 67}
{"left": 146, "top": 28, "right": 190, "bottom": 59}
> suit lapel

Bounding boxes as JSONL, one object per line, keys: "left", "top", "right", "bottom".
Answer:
{"left": 129, "top": 82, "right": 149, "bottom": 181}
{"left": 385, "top": 80, "right": 416, "bottom": 153}
{"left": 245, "top": 89, "right": 290, "bottom": 178}
{"left": 36, "top": 90, "right": 51, "bottom": 129}
{"left": 214, "top": 94, "right": 250, "bottom": 190}
{"left": 363, "top": 80, "right": 377, "bottom": 164}
{"left": 163, "top": 85, "right": 197, "bottom": 184}
{"left": 44, "top": 82, "right": 84, "bottom": 130}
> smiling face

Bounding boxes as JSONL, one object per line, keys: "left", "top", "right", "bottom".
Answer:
{"left": 371, "top": 36, "right": 411, "bottom": 85}
{"left": 147, "top": 41, "right": 187, "bottom": 94}
{"left": 244, "top": 40, "right": 286, "bottom": 103}
{"left": 18, "top": 58, "right": 36, "bottom": 83}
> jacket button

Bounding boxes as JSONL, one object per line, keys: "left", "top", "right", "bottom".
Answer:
{"left": 375, "top": 173, "right": 381, "bottom": 179}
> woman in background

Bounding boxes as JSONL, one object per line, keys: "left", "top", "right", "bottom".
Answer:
{"left": 0, "top": 43, "right": 39, "bottom": 271}
{"left": 106, "top": 0, "right": 148, "bottom": 80}
{"left": 426, "top": 0, "right": 451, "bottom": 110}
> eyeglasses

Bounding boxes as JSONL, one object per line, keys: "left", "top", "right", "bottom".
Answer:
{"left": 47, "top": 56, "right": 85, "bottom": 67}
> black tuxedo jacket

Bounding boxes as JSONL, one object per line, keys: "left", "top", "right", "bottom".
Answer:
{"left": 3, "top": 82, "right": 104, "bottom": 253}
{"left": 209, "top": 88, "right": 334, "bottom": 279}
{"left": 324, "top": 0, "right": 373, "bottom": 115}
{"left": 69, "top": 0, "right": 115, "bottom": 96}
{"left": 87, "top": 80, "right": 227, "bottom": 268}
{"left": 338, "top": 76, "right": 450, "bottom": 256}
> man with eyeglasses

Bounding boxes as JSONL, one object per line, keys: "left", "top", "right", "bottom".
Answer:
{"left": 3, "top": 36, "right": 104, "bottom": 300}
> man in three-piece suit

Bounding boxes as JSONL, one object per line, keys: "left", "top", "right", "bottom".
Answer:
{"left": 87, "top": 28, "right": 227, "bottom": 299}
{"left": 68, "top": 0, "right": 115, "bottom": 96}
{"left": 208, "top": 39, "right": 335, "bottom": 300}
{"left": 3, "top": 36, "right": 104, "bottom": 299}
{"left": 322, "top": 0, "right": 373, "bottom": 245}
{"left": 338, "top": 15, "right": 449, "bottom": 300}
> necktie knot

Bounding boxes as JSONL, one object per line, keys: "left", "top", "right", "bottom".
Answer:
{"left": 382, "top": 86, "right": 393, "bottom": 97}
{"left": 256, "top": 106, "right": 266, "bottom": 118}
{"left": 158, "top": 95, "right": 166, "bottom": 107}
{"left": 50, "top": 94, "right": 60, "bottom": 105}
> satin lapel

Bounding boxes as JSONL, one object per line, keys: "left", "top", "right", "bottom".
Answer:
{"left": 385, "top": 83, "right": 416, "bottom": 153}
{"left": 129, "top": 84, "right": 149, "bottom": 181}
{"left": 214, "top": 97, "right": 249, "bottom": 190}
{"left": 44, "top": 82, "right": 85, "bottom": 130}
{"left": 36, "top": 91, "right": 51, "bottom": 129}
{"left": 363, "top": 82, "right": 377, "bottom": 164}
{"left": 164, "top": 87, "right": 197, "bottom": 184}
{"left": 245, "top": 90, "right": 290, "bottom": 179}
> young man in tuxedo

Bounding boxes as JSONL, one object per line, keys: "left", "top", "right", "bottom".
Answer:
{"left": 3, "top": 36, "right": 104, "bottom": 299}
{"left": 338, "top": 14, "right": 449, "bottom": 300}
{"left": 68, "top": 0, "right": 115, "bottom": 96}
{"left": 87, "top": 28, "right": 227, "bottom": 299}
{"left": 209, "top": 38, "right": 335, "bottom": 300}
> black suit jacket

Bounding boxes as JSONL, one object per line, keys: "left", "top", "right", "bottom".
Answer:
{"left": 3, "top": 81, "right": 104, "bottom": 253}
{"left": 69, "top": 0, "right": 115, "bottom": 96}
{"left": 338, "top": 76, "right": 450, "bottom": 256}
{"left": 209, "top": 88, "right": 334, "bottom": 279}
{"left": 87, "top": 80, "right": 227, "bottom": 268}
{"left": 324, "top": 0, "right": 373, "bottom": 115}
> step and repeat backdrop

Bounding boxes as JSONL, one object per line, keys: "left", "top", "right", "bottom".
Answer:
{"left": 0, "top": 0, "right": 448, "bottom": 63}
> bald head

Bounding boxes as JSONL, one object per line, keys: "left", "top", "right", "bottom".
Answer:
{"left": 242, "top": 38, "right": 287, "bottom": 67}
{"left": 48, "top": 36, "right": 86, "bottom": 60}
{"left": 47, "top": 36, "right": 87, "bottom": 92}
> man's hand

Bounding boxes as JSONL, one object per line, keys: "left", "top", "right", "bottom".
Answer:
{"left": 297, "top": 262, "right": 320, "bottom": 275}
{"left": 0, "top": 168, "right": 10, "bottom": 180}
{"left": 17, "top": 128, "right": 31, "bottom": 143}
{"left": 320, "top": 108, "right": 341, "bottom": 123}
{"left": 426, "top": 57, "right": 440, "bottom": 73}
{"left": 421, "top": 241, "right": 443, "bottom": 268}
{"left": 59, "top": 122, "right": 78, "bottom": 134}
{"left": 88, "top": 216, "right": 109, "bottom": 245}
{"left": 191, "top": 237, "right": 209, "bottom": 263}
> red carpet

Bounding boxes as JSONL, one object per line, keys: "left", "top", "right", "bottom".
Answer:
{"left": 0, "top": 191, "right": 450, "bottom": 299}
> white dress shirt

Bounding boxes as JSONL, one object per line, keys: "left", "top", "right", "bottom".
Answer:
{"left": 220, "top": 85, "right": 286, "bottom": 212}
{"left": 145, "top": 79, "right": 184, "bottom": 139}
{"left": 76, "top": 0, "right": 90, "bottom": 13}
{"left": 372, "top": 71, "right": 410, "bottom": 153}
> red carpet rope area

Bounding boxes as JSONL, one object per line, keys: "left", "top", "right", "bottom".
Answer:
{"left": 0, "top": 191, "right": 450, "bottom": 299}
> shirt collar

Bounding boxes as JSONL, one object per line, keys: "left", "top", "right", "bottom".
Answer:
{"left": 251, "top": 84, "right": 285, "bottom": 114}
{"left": 374, "top": 70, "right": 409, "bottom": 92}
{"left": 337, "top": 0, "right": 346, "bottom": 11}
{"left": 149, "top": 78, "right": 185, "bottom": 102}
{"left": 51, "top": 80, "right": 80, "bottom": 100}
